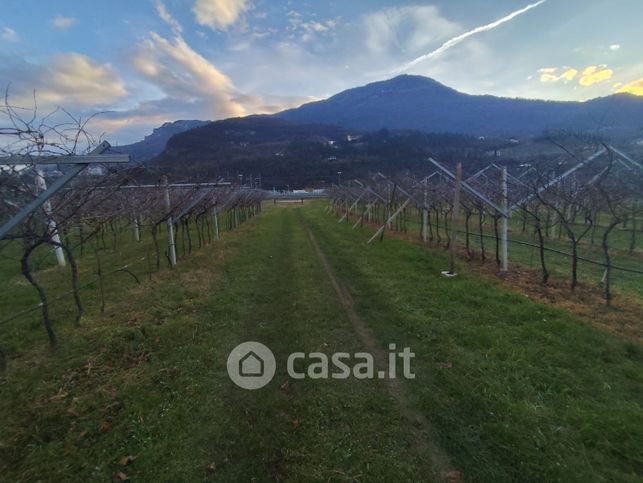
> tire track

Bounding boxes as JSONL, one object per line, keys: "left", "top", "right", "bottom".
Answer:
{"left": 305, "top": 226, "right": 459, "bottom": 483}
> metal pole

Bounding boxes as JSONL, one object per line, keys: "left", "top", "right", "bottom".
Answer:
{"left": 367, "top": 197, "right": 412, "bottom": 245}
{"left": 213, "top": 207, "right": 220, "bottom": 240}
{"left": 36, "top": 168, "right": 66, "bottom": 267}
{"left": 163, "top": 176, "right": 177, "bottom": 266}
{"left": 0, "top": 141, "right": 129, "bottom": 240}
{"left": 501, "top": 167, "right": 509, "bottom": 273}
{"left": 422, "top": 183, "right": 429, "bottom": 243}
{"left": 386, "top": 183, "right": 392, "bottom": 229}
{"left": 133, "top": 215, "right": 141, "bottom": 242}
{"left": 449, "top": 162, "right": 462, "bottom": 274}
{"left": 338, "top": 191, "right": 366, "bottom": 223}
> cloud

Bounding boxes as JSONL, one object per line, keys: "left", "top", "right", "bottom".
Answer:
{"left": 539, "top": 73, "right": 558, "bottom": 82}
{"left": 395, "top": 0, "right": 548, "bottom": 73}
{"left": 133, "top": 31, "right": 311, "bottom": 119}
{"left": 559, "top": 69, "right": 578, "bottom": 81}
{"left": 135, "top": 31, "right": 246, "bottom": 118}
{"left": 609, "top": 44, "right": 620, "bottom": 51}
{"left": 44, "top": 54, "right": 128, "bottom": 105}
{"left": 2, "top": 27, "right": 18, "bottom": 42}
{"left": 540, "top": 68, "right": 577, "bottom": 82}
{"left": 538, "top": 65, "right": 610, "bottom": 86}
{"left": 286, "top": 12, "right": 340, "bottom": 43}
{"left": 227, "top": 4, "right": 499, "bottom": 104}
{"left": 192, "top": 0, "right": 250, "bottom": 30}
{"left": 156, "top": 1, "right": 182, "bottom": 34}
{"left": 362, "top": 6, "right": 460, "bottom": 55}
{"left": 91, "top": 88, "right": 314, "bottom": 144}
{"left": 538, "top": 67, "right": 560, "bottom": 82}
{"left": 617, "top": 78, "right": 643, "bottom": 96}
{"left": 50, "top": 15, "right": 77, "bottom": 30}
{"left": 0, "top": 53, "right": 127, "bottom": 107}
{"left": 579, "top": 66, "right": 613, "bottom": 86}
{"left": 89, "top": 97, "right": 208, "bottom": 139}
{"left": 129, "top": 4, "right": 310, "bottom": 127}
{"left": 232, "top": 92, "right": 318, "bottom": 114}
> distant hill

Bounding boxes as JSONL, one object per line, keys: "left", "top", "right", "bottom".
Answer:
{"left": 150, "top": 116, "right": 509, "bottom": 188}
{"left": 276, "top": 75, "right": 643, "bottom": 138}
{"left": 117, "top": 120, "right": 209, "bottom": 162}
{"left": 147, "top": 75, "right": 643, "bottom": 187}
{"left": 151, "top": 116, "right": 350, "bottom": 185}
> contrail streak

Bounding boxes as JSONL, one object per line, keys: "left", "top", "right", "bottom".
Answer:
{"left": 393, "top": 0, "right": 547, "bottom": 73}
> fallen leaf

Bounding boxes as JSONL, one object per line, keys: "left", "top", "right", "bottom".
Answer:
{"left": 99, "top": 421, "right": 112, "bottom": 433}
{"left": 292, "top": 419, "right": 301, "bottom": 429}
{"left": 119, "top": 455, "right": 136, "bottom": 466}
{"left": 77, "top": 429, "right": 88, "bottom": 440}
{"left": 50, "top": 392, "right": 69, "bottom": 401}
{"left": 206, "top": 463, "right": 216, "bottom": 475}
{"left": 439, "top": 361, "right": 453, "bottom": 369}
{"left": 113, "top": 471, "right": 129, "bottom": 482}
{"left": 279, "top": 380, "right": 290, "bottom": 391}
{"left": 446, "top": 470, "right": 461, "bottom": 483}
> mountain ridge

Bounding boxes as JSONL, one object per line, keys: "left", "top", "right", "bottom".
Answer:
{"left": 117, "top": 119, "right": 209, "bottom": 161}
{"left": 275, "top": 74, "right": 643, "bottom": 137}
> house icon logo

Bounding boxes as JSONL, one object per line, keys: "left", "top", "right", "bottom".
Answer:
{"left": 227, "top": 341, "right": 276, "bottom": 390}
{"left": 239, "top": 351, "right": 264, "bottom": 377}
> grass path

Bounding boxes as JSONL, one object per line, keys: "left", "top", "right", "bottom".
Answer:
{"left": 1, "top": 202, "right": 641, "bottom": 482}
{"left": 302, "top": 202, "right": 642, "bottom": 482}
{"left": 1, "top": 205, "right": 437, "bottom": 481}
{"left": 305, "top": 225, "right": 455, "bottom": 480}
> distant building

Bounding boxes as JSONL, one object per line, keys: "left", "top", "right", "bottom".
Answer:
{"left": 81, "top": 165, "right": 106, "bottom": 176}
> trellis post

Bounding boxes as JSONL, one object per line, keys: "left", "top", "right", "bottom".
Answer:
{"left": 386, "top": 182, "right": 392, "bottom": 229}
{"left": 501, "top": 166, "right": 509, "bottom": 272}
{"left": 213, "top": 207, "right": 220, "bottom": 240}
{"left": 163, "top": 176, "right": 177, "bottom": 266}
{"left": 0, "top": 141, "right": 130, "bottom": 241}
{"left": 133, "top": 215, "right": 141, "bottom": 242}
{"left": 422, "top": 182, "right": 429, "bottom": 243}
{"left": 35, "top": 168, "right": 66, "bottom": 266}
{"left": 448, "top": 162, "right": 462, "bottom": 274}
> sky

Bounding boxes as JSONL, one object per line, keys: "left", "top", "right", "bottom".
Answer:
{"left": 1, "top": 0, "right": 642, "bottom": 144}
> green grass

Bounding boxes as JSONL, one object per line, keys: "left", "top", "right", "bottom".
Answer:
{"left": 0, "top": 206, "right": 433, "bottom": 481}
{"left": 305, "top": 202, "right": 642, "bottom": 481}
{"left": 0, "top": 202, "right": 641, "bottom": 482}
{"left": 365, "top": 205, "right": 643, "bottom": 298}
